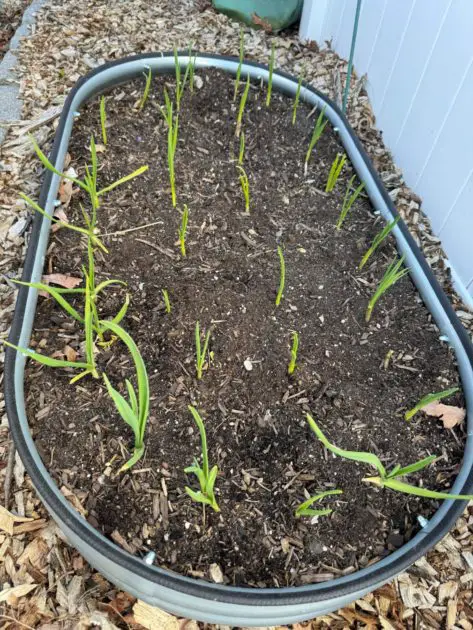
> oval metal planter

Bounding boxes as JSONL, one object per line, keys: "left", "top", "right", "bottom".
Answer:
{"left": 5, "top": 53, "right": 473, "bottom": 626}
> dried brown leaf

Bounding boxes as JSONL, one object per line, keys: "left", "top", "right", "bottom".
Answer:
{"left": 58, "top": 179, "right": 73, "bottom": 207}
{"left": 52, "top": 207, "right": 69, "bottom": 232}
{"left": 42, "top": 273, "right": 82, "bottom": 289}
{"left": 422, "top": 401, "right": 466, "bottom": 428}
{"left": 64, "top": 345, "right": 78, "bottom": 362}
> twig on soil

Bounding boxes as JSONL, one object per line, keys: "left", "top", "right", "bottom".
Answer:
{"left": 135, "top": 238, "right": 177, "bottom": 260}
{"left": 102, "top": 220, "right": 164, "bottom": 238}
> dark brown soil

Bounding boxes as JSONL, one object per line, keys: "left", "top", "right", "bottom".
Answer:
{"left": 24, "top": 69, "right": 465, "bottom": 588}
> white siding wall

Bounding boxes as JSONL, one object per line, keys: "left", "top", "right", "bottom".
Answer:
{"left": 300, "top": 0, "right": 473, "bottom": 299}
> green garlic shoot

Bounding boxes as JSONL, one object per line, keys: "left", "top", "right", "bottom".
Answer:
{"left": 292, "top": 73, "right": 303, "bottom": 125}
{"left": 233, "top": 26, "right": 244, "bottom": 102}
{"left": 275, "top": 245, "right": 285, "bottom": 307}
{"left": 336, "top": 175, "right": 365, "bottom": 230}
{"left": 100, "top": 95, "right": 107, "bottom": 145}
{"left": 195, "top": 321, "right": 211, "bottom": 380}
{"left": 160, "top": 88, "right": 179, "bottom": 207}
{"left": 304, "top": 107, "right": 327, "bottom": 174}
{"left": 185, "top": 405, "right": 220, "bottom": 512}
{"left": 288, "top": 331, "right": 299, "bottom": 375}
{"left": 139, "top": 67, "right": 152, "bottom": 111}
{"left": 366, "top": 255, "right": 409, "bottom": 322}
{"left": 306, "top": 414, "right": 473, "bottom": 501}
{"left": 295, "top": 489, "right": 342, "bottom": 518}
{"left": 235, "top": 73, "right": 250, "bottom": 138}
{"left": 174, "top": 46, "right": 192, "bottom": 111}
{"left": 28, "top": 133, "right": 148, "bottom": 214}
{"left": 237, "top": 165, "right": 250, "bottom": 213}
{"left": 405, "top": 387, "right": 460, "bottom": 422}
{"left": 188, "top": 45, "right": 196, "bottom": 94}
{"left": 238, "top": 131, "right": 245, "bottom": 165}
{"left": 101, "top": 320, "right": 149, "bottom": 471}
{"left": 178, "top": 204, "right": 189, "bottom": 257}
{"left": 325, "top": 153, "right": 347, "bottom": 192}
{"left": 266, "top": 42, "right": 275, "bottom": 107}
{"left": 359, "top": 216, "right": 400, "bottom": 270}
{"left": 162, "top": 289, "right": 171, "bottom": 314}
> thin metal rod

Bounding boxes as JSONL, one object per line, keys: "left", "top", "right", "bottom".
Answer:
{"left": 342, "top": 0, "right": 362, "bottom": 114}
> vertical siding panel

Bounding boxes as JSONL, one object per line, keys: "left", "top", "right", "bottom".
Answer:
{"left": 416, "top": 57, "right": 473, "bottom": 230}
{"left": 333, "top": 1, "right": 357, "bottom": 59}
{"left": 378, "top": 0, "right": 450, "bottom": 151}
{"left": 299, "top": 0, "right": 473, "bottom": 296}
{"left": 376, "top": 0, "right": 416, "bottom": 112}
{"left": 393, "top": 1, "right": 473, "bottom": 190}
{"left": 437, "top": 172, "right": 473, "bottom": 286}
{"left": 351, "top": 0, "right": 387, "bottom": 72}
{"left": 330, "top": 0, "right": 348, "bottom": 50}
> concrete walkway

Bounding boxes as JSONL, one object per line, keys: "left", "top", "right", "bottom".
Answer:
{"left": 0, "top": 0, "right": 45, "bottom": 144}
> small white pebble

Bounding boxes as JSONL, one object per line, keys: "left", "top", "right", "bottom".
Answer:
{"left": 244, "top": 359, "right": 253, "bottom": 371}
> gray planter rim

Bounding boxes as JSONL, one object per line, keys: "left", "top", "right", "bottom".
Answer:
{"left": 4, "top": 52, "right": 473, "bottom": 618}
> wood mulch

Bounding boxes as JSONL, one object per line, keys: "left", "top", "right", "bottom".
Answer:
{"left": 1, "top": 0, "right": 472, "bottom": 628}
{"left": 0, "top": 0, "right": 30, "bottom": 61}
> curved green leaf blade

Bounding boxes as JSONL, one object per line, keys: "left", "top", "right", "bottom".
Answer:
{"left": 103, "top": 373, "right": 140, "bottom": 442}
{"left": 387, "top": 455, "right": 437, "bottom": 479}
{"left": 366, "top": 476, "right": 473, "bottom": 501}
{"left": 4, "top": 340, "right": 89, "bottom": 369}
{"left": 306, "top": 414, "right": 386, "bottom": 477}
{"left": 405, "top": 387, "right": 460, "bottom": 421}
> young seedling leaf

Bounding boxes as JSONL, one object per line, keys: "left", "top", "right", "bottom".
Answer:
{"left": 405, "top": 387, "right": 460, "bottom": 421}
{"left": 99, "top": 320, "right": 150, "bottom": 464}
{"left": 29, "top": 134, "right": 88, "bottom": 192}
{"left": 275, "top": 245, "right": 285, "bottom": 306}
{"left": 336, "top": 176, "right": 365, "bottom": 230}
{"left": 288, "top": 331, "right": 299, "bottom": 375}
{"left": 13, "top": 280, "right": 84, "bottom": 324}
{"left": 387, "top": 455, "right": 438, "bottom": 479}
{"left": 304, "top": 107, "right": 327, "bottom": 172}
{"left": 365, "top": 255, "right": 409, "bottom": 322}
{"left": 3, "top": 341, "right": 90, "bottom": 370}
{"left": 359, "top": 217, "right": 400, "bottom": 270}
{"left": 306, "top": 414, "right": 386, "bottom": 477}
{"left": 103, "top": 373, "right": 140, "bottom": 440}
{"left": 162, "top": 289, "right": 171, "bottom": 313}
{"left": 139, "top": 67, "right": 152, "bottom": 110}
{"left": 295, "top": 489, "right": 342, "bottom": 518}
{"left": 195, "top": 322, "right": 211, "bottom": 379}
{"left": 185, "top": 406, "right": 220, "bottom": 512}
{"left": 237, "top": 165, "right": 250, "bottom": 213}
{"left": 97, "top": 165, "right": 149, "bottom": 196}
{"left": 363, "top": 476, "right": 473, "bottom": 501}
{"left": 325, "top": 153, "right": 347, "bottom": 192}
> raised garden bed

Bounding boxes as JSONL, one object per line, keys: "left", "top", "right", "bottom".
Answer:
{"left": 5, "top": 53, "right": 473, "bottom": 626}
